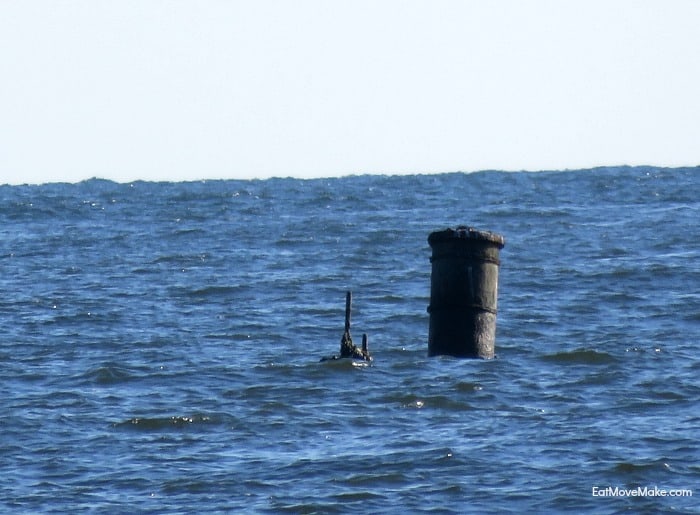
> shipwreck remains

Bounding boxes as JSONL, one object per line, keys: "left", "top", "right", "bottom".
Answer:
{"left": 427, "top": 226, "right": 505, "bottom": 359}
{"left": 321, "top": 291, "right": 372, "bottom": 362}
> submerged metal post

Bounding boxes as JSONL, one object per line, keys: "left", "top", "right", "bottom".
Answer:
{"left": 344, "top": 291, "right": 352, "bottom": 333}
{"left": 320, "top": 291, "right": 372, "bottom": 362}
{"left": 427, "top": 226, "right": 505, "bottom": 358}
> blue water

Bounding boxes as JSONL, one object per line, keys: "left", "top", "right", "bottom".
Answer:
{"left": 1, "top": 167, "right": 698, "bottom": 513}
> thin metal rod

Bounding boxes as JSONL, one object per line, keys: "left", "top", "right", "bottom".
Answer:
{"left": 344, "top": 291, "right": 352, "bottom": 333}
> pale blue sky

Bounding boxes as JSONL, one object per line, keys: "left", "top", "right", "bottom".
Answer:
{"left": 1, "top": 1, "right": 698, "bottom": 185}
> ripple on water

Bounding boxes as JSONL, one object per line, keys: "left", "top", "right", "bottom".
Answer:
{"left": 81, "top": 363, "right": 140, "bottom": 385}
{"left": 113, "top": 413, "right": 237, "bottom": 432}
{"left": 540, "top": 348, "right": 618, "bottom": 365}
{"left": 612, "top": 460, "right": 672, "bottom": 473}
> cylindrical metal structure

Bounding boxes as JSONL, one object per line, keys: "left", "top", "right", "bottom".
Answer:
{"left": 428, "top": 226, "right": 505, "bottom": 358}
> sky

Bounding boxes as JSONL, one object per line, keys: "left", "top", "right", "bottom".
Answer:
{"left": 1, "top": 1, "right": 699, "bottom": 185}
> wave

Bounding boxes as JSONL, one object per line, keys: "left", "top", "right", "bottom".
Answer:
{"left": 540, "top": 349, "right": 618, "bottom": 365}
{"left": 113, "top": 413, "right": 237, "bottom": 431}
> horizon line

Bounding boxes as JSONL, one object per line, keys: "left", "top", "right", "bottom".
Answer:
{"left": 2, "top": 163, "right": 698, "bottom": 187}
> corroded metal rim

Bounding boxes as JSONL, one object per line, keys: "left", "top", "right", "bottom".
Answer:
{"left": 428, "top": 226, "right": 505, "bottom": 247}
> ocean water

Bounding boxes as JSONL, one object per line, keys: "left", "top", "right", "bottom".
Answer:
{"left": 1, "top": 166, "right": 698, "bottom": 513}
